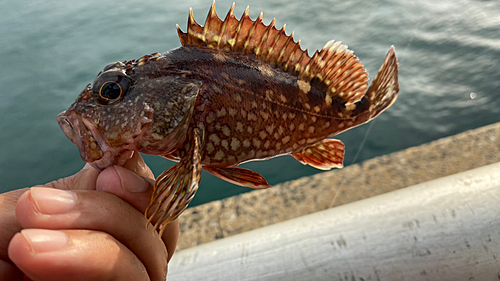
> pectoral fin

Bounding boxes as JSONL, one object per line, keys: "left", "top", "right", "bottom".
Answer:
{"left": 145, "top": 128, "right": 203, "bottom": 236}
{"left": 292, "top": 139, "right": 345, "bottom": 170}
{"left": 204, "top": 166, "right": 271, "bottom": 189}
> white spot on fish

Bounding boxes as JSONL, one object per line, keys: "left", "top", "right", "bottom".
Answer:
{"left": 231, "top": 138, "right": 241, "bottom": 151}
{"left": 278, "top": 126, "right": 284, "bottom": 135}
{"left": 247, "top": 112, "right": 257, "bottom": 121}
{"left": 259, "top": 131, "right": 268, "bottom": 139}
{"left": 258, "top": 64, "right": 274, "bottom": 76}
{"left": 235, "top": 93, "right": 242, "bottom": 102}
{"left": 243, "top": 139, "right": 251, "bottom": 148}
{"left": 264, "top": 140, "right": 271, "bottom": 149}
{"left": 325, "top": 94, "right": 332, "bottom": 105}
{"left": 221, "top": 140, "right": 229, "bottom": 150}
{"left": 206, "top": 112, "right": 215, "bottom": 123}
{"left": 266, "top": 124, "right": 275, "bottom": 134}
{"left": 217, "top": 108, "right": 227, "bottom": 117}
{"left": 209, "top": 134, "right": 220, "bottom": 145}
{"left": 297, "top": 79, "right": 311, "bottom": 93}
{"left": 221, "top": 126, "right": 231, "bottom": 137}
{"left": 252, "top": 138, "right": 261, "bottom": 148}
{"left": 214, "top": 150, "right": 225, "bottom": 160}
{"left": 206, "top": 142, "right": 215, "bottom": 154}
{"left": 265, "top": 89, "right": 273, "bottom": 100}
{"left": 236, "top": 122, "right": 244, "bottom": 133}
{"left": 279, "top": 94, "right": 287, "bottom": 103}
{"left": 248, "top": 150, "right": 256, "bottom": 158}
{"left": 345, "top": 103, "right": 355, "bottom": 111}
{"left": 228, "top": 108, "right": 237, "bottom": 116}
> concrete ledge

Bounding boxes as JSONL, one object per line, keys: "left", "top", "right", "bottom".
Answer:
{"left": 169, "top": 162, "right": 500, "bottom": 280}
{"left": 177, "top": 122, "right": 500, "bottom": 250}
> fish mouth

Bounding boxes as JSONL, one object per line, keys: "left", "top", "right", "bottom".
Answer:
{"left": 57, "top": 110, "right": 133, "bottom": 171}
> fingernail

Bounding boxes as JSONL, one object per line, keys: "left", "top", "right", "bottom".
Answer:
{"left": 21, "top": 229, "right": 68, "bottom": 253}
{"left": 30, "top": 187, "right": 77, "bottom": 214}
{"left": 113, "top": 166, "right": 149, "bottom": 193}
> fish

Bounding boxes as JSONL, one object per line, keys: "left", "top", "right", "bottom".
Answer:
{"left": 57, "top": 2, "right": 399, "bottom": 235}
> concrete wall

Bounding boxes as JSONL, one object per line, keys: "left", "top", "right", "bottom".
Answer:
{"left": 169, "top": 162, "right": 500, "bottom": 280}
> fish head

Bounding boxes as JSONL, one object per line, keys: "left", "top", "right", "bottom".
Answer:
{"left": 57, "top": 58, "right": 200, "bottom": 171}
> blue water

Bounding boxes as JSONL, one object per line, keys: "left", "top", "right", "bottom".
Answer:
{"left": 1, "top": 0, "right": 499, "bottom": 207}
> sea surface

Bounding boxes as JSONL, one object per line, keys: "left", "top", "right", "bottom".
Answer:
{"left": 1, "top": 0, "right": 499, "bottom": 207}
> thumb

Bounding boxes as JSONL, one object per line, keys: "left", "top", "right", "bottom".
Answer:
{"left": 95, "top": 152, "right": 155, "bottom": 213}
{"left": 44, "top": 164, "right": 100, "bottom": 191}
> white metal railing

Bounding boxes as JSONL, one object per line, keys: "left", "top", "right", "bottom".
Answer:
{"left": 168, "top": 162, "right": 500, "bottom": 280}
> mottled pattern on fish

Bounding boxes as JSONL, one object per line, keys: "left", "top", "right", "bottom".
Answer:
{"left": 57, "top": 2, "right": 399, "bottom": 234}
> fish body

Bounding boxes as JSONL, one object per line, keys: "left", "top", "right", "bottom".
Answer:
{"left": 57, "top": 2, "right": 399, "bottom": 233}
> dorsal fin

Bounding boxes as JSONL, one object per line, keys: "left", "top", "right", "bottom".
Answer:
{"left": 177, "top": 2, "right": 369, "bottom": 103}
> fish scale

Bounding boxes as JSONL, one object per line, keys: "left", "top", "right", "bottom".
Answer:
{"left": 57, "top": 2, "right": 399, "bottom": 235}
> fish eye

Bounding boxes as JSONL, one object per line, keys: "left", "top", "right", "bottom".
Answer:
{"left": 92, "top": 71, "right": 131, "bottom": 105}
{"left": 99, "top": 81, "right": 122, "bottom": 100}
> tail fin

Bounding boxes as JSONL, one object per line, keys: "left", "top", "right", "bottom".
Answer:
{"left": 366, "top": 46, "right": 399, "bottom": 119}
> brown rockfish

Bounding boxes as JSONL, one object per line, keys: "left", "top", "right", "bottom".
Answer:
{"left": 57, "top": 2, "right": 399, "bottom": 235}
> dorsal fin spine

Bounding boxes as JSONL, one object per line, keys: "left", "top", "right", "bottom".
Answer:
{"left": 279, "top": 30, "right": 294, "bottom": 68}
{"left": 243, "top": 11, "right": 260, "bottom": 54}
{"left": 270, "top": 24, "right": 285, "bottom": 63}
{"left": 176, "top": 24, "right": 184, "bottom": 46}
{"left": 204, "top": 2, "right": 216, "bottom": 30}
{"left": 231, "top": 8, "right": 246, "bottom": 51}
{"left": 187, "top": 8, "right": 198, "bottom": 45}
{"left": 219, "top": 3, "right": 235, "bottom": 49}
{"left": 259, "top": 18, "right": 274, "bottom": 57}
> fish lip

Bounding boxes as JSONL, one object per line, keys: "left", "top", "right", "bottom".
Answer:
{"left": 57, "top": 111, "right": 77, "bottom": 144}
{"left": 57, "top": 110, "right": 135, "bottom": 171}
{"left": 57, "top": 111, "right": 86, "bottom": 155}
{"left": 57, "top": 110, "right": 104, "bottom": 160}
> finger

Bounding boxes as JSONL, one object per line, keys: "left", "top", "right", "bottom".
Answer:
{"left": 160, "top": 218, "right": 179, "bottom": 262}
{"left": 8, "top": 229, "right": 151, "bottom": 281}
{"left": 122, "top": 152, "right": 155, "bottom": 180}
{"left": 43, "top": 164, "right": 99, "bottom": 191}
{"left": 16, "top": 187, "right": 168, "bottom": 281}
{"left": 96, "top": 165, "right": 155, "bottom": 212}
{"left": 0, "top": 188, "right": 27, "bottom": 262}
{"left": 95, "top": 166, "right": 179, "bottom": 260}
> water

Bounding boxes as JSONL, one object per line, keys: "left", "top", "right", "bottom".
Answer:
{"left": 1, "top": 0, "right": 499, "bottom": 207}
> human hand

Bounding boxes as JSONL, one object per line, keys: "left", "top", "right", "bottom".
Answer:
{"left": 0, "top": 152, "right": 178, "bottom": 281}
